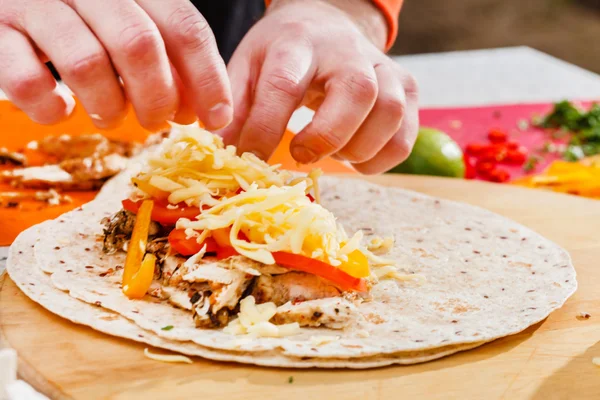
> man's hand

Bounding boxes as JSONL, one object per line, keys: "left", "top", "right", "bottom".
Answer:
{"left": 0, "top": 0, "right": 233, "bottom": 130}
{"left": 219, "top": 0, "right": 418, "bottom": 174}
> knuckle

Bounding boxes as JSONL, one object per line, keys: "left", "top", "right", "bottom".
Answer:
{"left": 249, "top": 112, "right": 282, "bottom": 140}
{"left": 265, "top": 71, "right": 303, "bottom": 100}
{"left": 119, "top": 25, "right": 161, "bottom": 60}
{"left": 4, "top": 73, "right": 47, "bottom": 101}
{"left": 341, "top": 70, "right": 378, "bottom": 102}
{"left": 378, "top": 94, "right": 406, "bottom": 122}
{"left": 392, "top": 135, "right": 413, "bottom": 163}
{"left": 144, "top": 92, "right": 177, "bottom": 116}
{"left": 310, "top": 123, "right": 345, "bottom": 151}
{"left": 401, "top": 71, "right": 419, "bottom": 96}
{"left": 340, "top": 147, "right": 374, "bottom": 164}
{"left": 280, "top": 21, "right": 310, "bottom": 38}
{"left": 64, "top": 51, "right": 108, "bottom": 81}
{"left": 169, "top": 9, "right": 213, "bottom": 52}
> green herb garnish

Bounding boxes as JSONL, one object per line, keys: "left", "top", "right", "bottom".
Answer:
{"left": 537, "top": 100, "right": 600, "bottom": 160}
{"left": 161, "top": 325, "right": 174, "bottom": 331}
{"left": 563, "top": 145, "right": 585, "bottom": 162}
{"left": 288, "top": 376, "right": 294, "bottom": 384}
{"left": 523, "top": 156, "right": 542, "bottom": 172}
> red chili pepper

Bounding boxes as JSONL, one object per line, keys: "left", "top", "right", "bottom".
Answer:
{"left": 488, "top": 168, "right": 510, "bottom": 183}
{"left": 488, "top": 129, "right": 508, "bottom": 143}
{"left": 503, "top": 148, "right": 527, "bottom": 165}
{"left": 506, "top": 141, "right": 520, "bottom": 150}
{"left": 475, "top": 160, "right": 496, "bottom": 177}
{"left": 480, "top": 145, "right": 507, "bottom": 162}
{"left": 465, "top": 143, "right": 487, "bottom": 156}
{"left": 463, "top": 155, "right": 476, "bottom": 180}
{"left": 306, "top": 193, "right": 315, "bottom": 202}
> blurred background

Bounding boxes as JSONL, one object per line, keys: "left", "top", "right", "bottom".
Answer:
{"left": 390, "top": 0, "right": 600, "bottom": 73}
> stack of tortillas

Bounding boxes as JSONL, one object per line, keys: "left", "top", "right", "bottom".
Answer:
{"left": 7, "top": 168, "right": 577, "bottom": 368}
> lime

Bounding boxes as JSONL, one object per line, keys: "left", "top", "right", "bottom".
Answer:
{"left": 388, "top": 127, "right": 465, "bottom": 178}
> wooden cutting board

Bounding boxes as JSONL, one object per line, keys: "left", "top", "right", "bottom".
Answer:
{"left": 1, "top": 174, "right": 600, "bottom": 400}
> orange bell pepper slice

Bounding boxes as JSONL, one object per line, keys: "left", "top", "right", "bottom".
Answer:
{"left": 123, "top": 253, "right": 156, "bottom": 299}
{"left": 122, "top": 199, "right": 154, "bottom": 296}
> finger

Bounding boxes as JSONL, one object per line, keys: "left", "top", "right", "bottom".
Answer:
{"left": 290, "top": 64, "right": 378, "bottom": 164}
{"left": 69, "top": 0, "right": 178, "bottom": 129}
{"left": 0, "top": 25, "right": 75, "bottom": 124}
{"left": 236, "top": 43, "right": 315, "bottom": 160}
{"left": 171, "top": 63, "right": 197, "bottom": 125}
{"left": 214, "top": 44, "right": 255, "bottom": 146}
{"left": 136, "top": 0, "right": 233, "bottom": 130}
{"left": 353, "top": 73, "right": 419, "bottom": 175}
{"left": 24, "top": 1, "right": 126, "bottom": 128}
{"left": 335, "top": 64, "right": 406, "bottom": 163}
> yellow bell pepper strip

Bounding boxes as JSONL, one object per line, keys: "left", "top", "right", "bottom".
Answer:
{"left": 339, "top": 249, "right": 370, "bottom": 278}
{"left": 122, "top": 199, "right": 154, "bottom": 287}
{"left": 123, "top": 253, "right": 156, "bottom": 299}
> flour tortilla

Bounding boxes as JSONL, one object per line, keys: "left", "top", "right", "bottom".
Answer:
{"left": 8, "top": 173, "right": 577, "bottom": 367}
{"left": 7, "top": 224, "right": 484, "bottom": 368}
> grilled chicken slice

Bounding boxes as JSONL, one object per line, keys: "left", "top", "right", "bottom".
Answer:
{"left": 273, "top": 297, "right": 358, "bottom": 329}
{"left": 0, "top": 147, "right": 27, "bottom": 166}
{"left": 250, "top": 272, "right": 342, "bottom": 306}
{"left": 101, "top": 210, "right": 161, "bottom": 254}
{"left": 36, "top": 133, "right": 140, "bottom": 159}
{"left": 59, "top": 153, "right": 128, "bottom": 182}
{"left": 180, "top": 261, "right": 254, "bottom": 328}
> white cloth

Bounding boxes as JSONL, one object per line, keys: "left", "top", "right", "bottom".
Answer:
{"left": 0, "top": 349, "right": 49, "bottom": 400}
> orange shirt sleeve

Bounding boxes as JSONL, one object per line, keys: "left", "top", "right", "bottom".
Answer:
{"left": 264, "top": 0, "right": 403, "bottom": 51}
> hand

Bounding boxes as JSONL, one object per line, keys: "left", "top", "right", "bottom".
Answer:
{"left": 218, "top": 0, "right": 419, "bottom": 174}
{"left": 0, "top": 0, "right": 233, "bottom": 130}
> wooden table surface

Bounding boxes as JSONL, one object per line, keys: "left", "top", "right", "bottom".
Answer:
{"left": 1, "top": 174, "right": 599, "bottom": 400}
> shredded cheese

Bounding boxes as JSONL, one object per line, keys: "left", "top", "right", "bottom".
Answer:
{"left": 367, "top": 236, "right": 395, "bottom": 252}
{"left": 143, "top": 348, "right": 193, "bottom": 364}
{"left": 131, "top": 126, "right": 394, "bottom": 275}
{"left": 372, "top": 265, "right": 426, "bottom": 283}
{"left": 132, "top": 124, "right": 291, "bottom": 206}
{"left": 178, "top": 182, "right": 363, "bottom": 266}
{"left": 356, "top": 330, "right": 370, "bottom": 338}
{"left": 310, "top": 335, "right": 340, "bottom": 346}
{"left": 224, "top": 296, "right": 300, "bottom": 337}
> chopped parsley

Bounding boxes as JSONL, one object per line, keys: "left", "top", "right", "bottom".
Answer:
{"left": 288, "top": 376, "right": 294, "bottom": 384}
{"left": 161, "top": 325, "right": 174, "bottom": 331}
{"left": 535, "top": 100, "right": 600, "bottom": 160}
{"left": 524, "top": 156, "right": 543, "bottom": 172}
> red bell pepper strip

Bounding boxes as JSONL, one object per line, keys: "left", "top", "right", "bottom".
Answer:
{"left": 215, "top": 246, "right": 367, "bottom": 292}
{"left": 123, "top": 199, "right": 202, "bottom": 225}
{"left": 168, "top": 229, "right": 218, "bottom": 255}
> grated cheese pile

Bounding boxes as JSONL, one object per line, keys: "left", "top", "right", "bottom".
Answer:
{"left": 132, "top": 124, "right": 292, "bottom": 207}
{"left": 143, "top": 348, "right": 193, "bottom": 364}
{"left": 178, "top": 181, "right": 364, "bottom": 266}
{"left": 132, "top": 125, "right": 400, "bottom": 279}
{"left": 224, "top": 296, "right": 299, "bottom": 337}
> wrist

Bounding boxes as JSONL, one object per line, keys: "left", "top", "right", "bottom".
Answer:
{"left": 268, "top": 0, "right": 388, "bottom": 51}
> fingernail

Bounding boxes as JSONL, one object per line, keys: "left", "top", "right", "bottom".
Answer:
{"left": 291, "top": 146, "right": 319, "bottom": 164}
{"left": 206, "top": 103, "right": 233, "bottom": 130}
{"left": 53, "top": 83, "right": 76, "bottom": 116}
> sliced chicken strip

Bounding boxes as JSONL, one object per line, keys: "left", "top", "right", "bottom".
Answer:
{"left": 273, "top": 297, "right": 358, "bottom": 329}
{"left": 251, "top": 272, "right": 342, "bottom": 306}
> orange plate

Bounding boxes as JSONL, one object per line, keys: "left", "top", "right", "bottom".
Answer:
{"left": 0, "top": 100, "right": 353, "bottom": 245}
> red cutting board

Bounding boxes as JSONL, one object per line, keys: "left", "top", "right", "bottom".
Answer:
{"left": 419, "top": 101, "right": 597, "bottom": 180}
